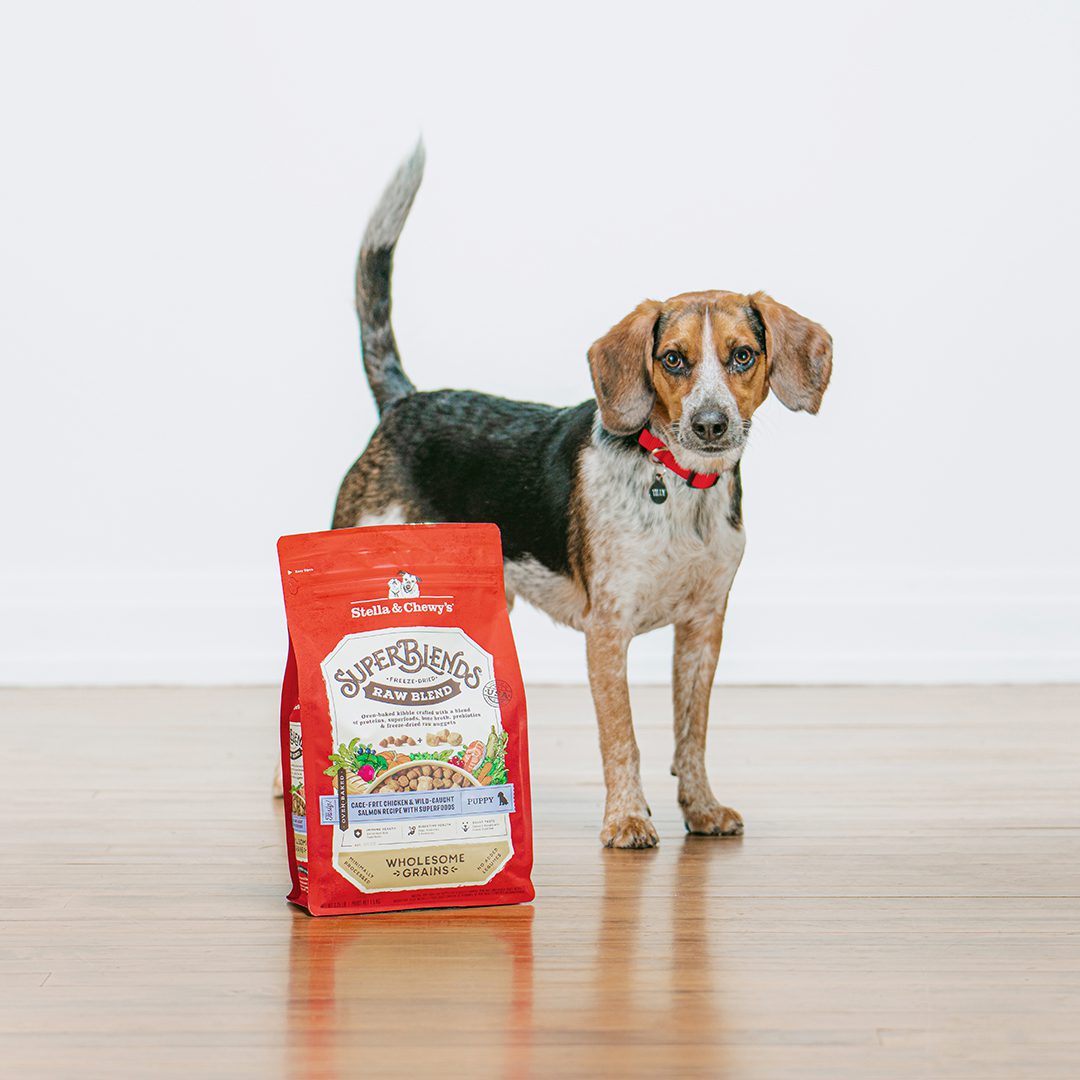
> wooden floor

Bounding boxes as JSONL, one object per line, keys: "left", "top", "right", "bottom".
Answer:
{"left": 2, "top": 685, "right": 1078, "bottom": 1079}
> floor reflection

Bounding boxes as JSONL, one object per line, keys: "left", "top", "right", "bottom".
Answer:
{"left": 590, "top": 835, "right": 744, "bottom": 1057}
{"left": 287, "top": 902, "right": 534, "bottom": 1079}
{"left": 284, "top": 836, "right": 743, "bottom": 1077}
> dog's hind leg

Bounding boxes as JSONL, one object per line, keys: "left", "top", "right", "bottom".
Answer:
{"left": 672, "top": 612, "right": 743, "bottom": 836}
{"left": 586, "top": 622, "right": 658, "bottom": 849}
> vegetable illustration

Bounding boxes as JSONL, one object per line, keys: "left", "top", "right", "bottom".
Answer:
{"left": 474, "top": 725, "right": 509, "bottom": 786}
{"left": 322, "top": 729, "right": 509, "bottom": 786}
{"left": 408, "top": 748, "right": 458, "bottom": 763}
{"left": 324, "top": 739, "right": 389, "bottom": 778}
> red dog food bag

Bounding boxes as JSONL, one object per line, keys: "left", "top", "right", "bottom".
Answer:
{"left": 277, "top": 523, "right": 534, "bottom": 915}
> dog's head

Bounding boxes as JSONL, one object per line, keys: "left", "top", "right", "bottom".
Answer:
{"left": 587, "top": 291, "right": 832, "bottom": 468}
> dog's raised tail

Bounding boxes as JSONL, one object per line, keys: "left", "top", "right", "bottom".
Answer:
{"left": 355, "top": 141, "right": 424, "bottom": 414}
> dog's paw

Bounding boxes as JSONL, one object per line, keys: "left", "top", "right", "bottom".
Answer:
{"left": 683, "top": 802, "right": 743, "bottom": 836}
{"left": 601, "top": 813, "right": 660, "bottom": 849}
{"left": 272, "top": 764, "right": 284, "bottom": 799}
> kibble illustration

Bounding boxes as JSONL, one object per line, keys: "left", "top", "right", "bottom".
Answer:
{"left": 425, "top": 728, "right": 463, "bottom": 747}
{"left": 370, "top": 762, "right": 476, "bottom": 793}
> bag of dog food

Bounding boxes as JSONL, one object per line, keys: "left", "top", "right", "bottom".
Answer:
{"left": 277, "top": 522, "right": 534, "bottom": 915}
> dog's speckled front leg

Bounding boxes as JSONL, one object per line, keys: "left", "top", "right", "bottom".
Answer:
{"left": 586, "top": 623, "right": 658, "bottom": 849}
{"left": 672, "top": 613, "right": 743, "bottom": 837}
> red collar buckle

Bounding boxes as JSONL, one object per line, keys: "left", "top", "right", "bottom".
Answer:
{"left": 637, "top": 428, "right": 722, "bottom": 489}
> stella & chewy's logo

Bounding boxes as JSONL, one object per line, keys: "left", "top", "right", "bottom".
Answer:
{"left": 332, "top": 637, "right": 484, "bottom": 706}
{"left": 350, "top": 569, "right": 455, "bottom": 620}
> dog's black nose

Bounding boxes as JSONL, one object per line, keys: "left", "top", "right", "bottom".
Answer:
{"left": 690, "top": 410, "right": 728, "bottom": 442}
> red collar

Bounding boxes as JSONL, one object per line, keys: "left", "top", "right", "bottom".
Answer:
{"left": 637, "top": 428, "right": 723, "bottom": 489}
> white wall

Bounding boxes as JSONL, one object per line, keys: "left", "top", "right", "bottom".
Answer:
{"left": 2, "top": 1, "right": 1078, "bottom": 686}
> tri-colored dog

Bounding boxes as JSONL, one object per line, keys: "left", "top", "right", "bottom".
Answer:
{"left": 334, "top": 145, "right": 832, "bottom": 848}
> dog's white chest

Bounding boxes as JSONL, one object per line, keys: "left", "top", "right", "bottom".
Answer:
{"left": 578, "top": 443, "right": 745, "bottom": 631}
{"left": 506, "top": 442, "right": 746, "bottom": 634}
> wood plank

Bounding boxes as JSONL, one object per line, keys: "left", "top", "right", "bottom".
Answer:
{"left": 1, "top": 684, "right": 1078, "bottom": 1078}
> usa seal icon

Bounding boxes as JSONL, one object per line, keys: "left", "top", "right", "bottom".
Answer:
{"left": 483, "top": 679, "right": 513, "bottom": 708}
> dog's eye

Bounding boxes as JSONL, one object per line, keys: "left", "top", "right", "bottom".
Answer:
{"left": 660, "top": 351, "right": 686, "bottom": 373}
{"left": 731, "top": 347, "right": 756, "bottom": 372}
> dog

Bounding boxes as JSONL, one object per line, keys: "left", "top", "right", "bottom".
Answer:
{"left": 331, "top": 144, "right": 832, "bottom": 848}
{"left": 398, "top": 572, "right": 421, "bottom": 598}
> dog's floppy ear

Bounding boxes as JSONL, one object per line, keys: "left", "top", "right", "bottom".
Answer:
{"left": 587, "top": 300, "right": 662, "bottom": 434}
{"left": 750, "top": 293, "right": 832, "bottom": 414}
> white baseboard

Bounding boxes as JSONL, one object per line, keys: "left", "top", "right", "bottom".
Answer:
{"left": 1, "top": 568, "right": 1077, "bottom": 686}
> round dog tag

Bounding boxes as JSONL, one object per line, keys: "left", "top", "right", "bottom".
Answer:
{"left": 649, "top": 473, "right": 668, "bottom": 504}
